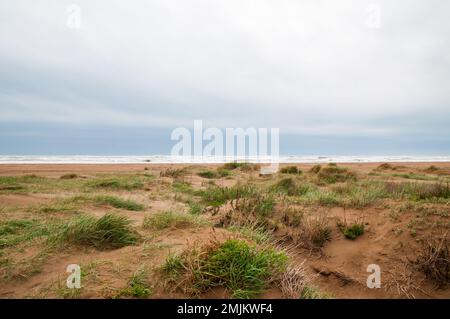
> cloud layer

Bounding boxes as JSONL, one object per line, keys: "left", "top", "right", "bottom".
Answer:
{"left": 1, "top": 0, "right": 449, "bottom": 154}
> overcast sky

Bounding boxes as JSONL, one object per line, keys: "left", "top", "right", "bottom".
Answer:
{"left": 1, "top": 0, "right": 449, "bottom": 155}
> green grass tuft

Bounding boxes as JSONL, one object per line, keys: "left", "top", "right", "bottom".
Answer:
{"left": 197, "top": 170, "right": 217, "bottom": 179}
{"left": 0, "top": 219, "right": 51, "bottom": 249}
{"left": 161, "top": 254, "right": 185, "bottom": 280}
{"left": 142, "top": 211, "right": 207, "bottom": 230}
{"left": 50, "top": 213, "right": 139, "bottom": 249}
{"left": 196, "top": 184, "right": 258, "bottom": 207}
{"left": 272, "top": 178, "right": 298, "bottom": 196}
{"left": 188, "top": 202, "right": 203, "bottom": 215}
{"left": 220, "top": 162, "right": 259, "bottom": 171}
{"left": 116, "top": 267, "right": 153, "bottom": 298}
{"left": 301, "top": 285, "right": 332, "bottom": 299}
{"left": 93, "top": 195, "right": 144, "bottom": 211}
{"left": 165, "top": 239, "right": 288, "bottom": 298}
{"left": 316, "top": 165, "right": 356, "bottom": 184}
{"left": 86, "top": 175, "right": 145, "bottom": 191}
{"left": 338, "top": 221, "right": 365, "bottom": 240}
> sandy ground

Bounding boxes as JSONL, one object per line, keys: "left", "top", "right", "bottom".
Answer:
{"left": 0, "top": 162, "right": 449, "bottom": 299}
{"left": 1, "top": 162, "right": 450, "bottom": 176}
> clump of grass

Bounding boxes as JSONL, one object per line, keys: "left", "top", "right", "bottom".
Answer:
{"left": 337, "top": 220, "right": 365, "bottom": 240}
{"left": 280, "top": 166, "right": 302, "bottom": 175}
{"left": 161, "top": 254, "right": 185, "bottom": 281}
{"left": 301, "top": 285, "right": 332, "bottom": 299}
{"left": 86, "top": 175, "right": 145, "bottom": 191}
{"left": 142, "top": 211, "right": 207, "bottom": 230}
{"left": 276, "top": 262, "right": 311, "bottom": 298}
{"left": 93, "top": 195, "right": 144, "bottom": 211}
{"left": 197, "top": 184, "right": 258, "bottom": 207}
{"left": 188, "top": 202, "right": 203, "bottom": 215}
{"left": 30, "top": 200, "right": 80, "bottom": 214}
{"left": 163, "top": 239, "right": 288, "bottom": 298}
{"left": 0, "top": 219, "right": 51, "bottom": 249}
{"left": 282, "top": 212, "right": 332, "bottom": 250}
{"left": 424, "top": 165, "right": 439, "bottom": 172}
{"left": 0, "top": 175, "right": 45, "bottom": 193}
{"left": 411, "top": 183, "right": 450, "bottom": 200}
{"left": 414, "top": 233, "right": 449, "bottom": 287}
{"left": 298, "top": 189, "right": 340, "bottom": 207}
{"left": 50, "top": 213, "right": 139, "bottom": 250}
{"left": 309, "top": 165, "right": 322, "bottom": 174}
{"left": 330, "top": 181, "right": 388, "bottom": 208}
{"left": 227, "top": 222, "right": 273, "bottom": 244}
{"left": 316, "top": 164, "right": 356, "bottom": 184}
{"left": 217, "top": 168, "right": 231, "bottom": 177}
{"left": 302, "top": 214, "right": 332, "bottom": 249}
{"left": 0, "top": 184, "right": 25, "bottom": 191}
{"left": 199, "top": 168, "right": 231, "bottom": 178}
{"left": 220, "top": 162, "right": 242, "bottom": 170}
{"left": 116, "top": 267, "right": 153, "bottom": 298}
{"left": 60, "top": 174, "right": 78, "bottom": 180}
{"left": 391, "top": 173, "right": 437, "bottom": 181}
{"left": 280, "top": 206, "right": 305, "bottom": 228}
{"left": 220, "top": 162, "right": 260, "bottom": 172}
{"left": 384, "top": 182, "right": 450, "bottom": 201}
{"left": 197, "top": 170, "right": 217, "bottom": 179}
{"left": 422, "top": 165, "right": 450, "bottom": 175}
{"left": 271, "top": 178, "right": 298, "bottom": 196}
{"left": 172, "top": 180, "right": 194, "bottom": 194}
{"left": 231, "top": 193, "right": 276, "bottom": 217}
{"left": 377, "top": 163, "right": 395, "bottom": 170}
{"left": 160, "top": 168, "right": 188, "bottom": 178}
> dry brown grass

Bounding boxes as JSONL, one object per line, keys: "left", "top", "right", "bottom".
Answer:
{"left": 276, "top": 261, "right": 313, "bottom": 298}
{"left": 386, "top": 263, "right": 429, "bottom": 299}
{"left": 278, "top": 211, "right": 332, "bottom": 251}
{"left": 414, "top": 232, "right": 449, "bottom": 287}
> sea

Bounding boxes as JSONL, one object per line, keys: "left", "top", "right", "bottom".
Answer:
{"left": 0, "top": 155, "right": 449, "bottom": 164}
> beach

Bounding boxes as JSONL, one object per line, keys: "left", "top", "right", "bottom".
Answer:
{"left": 0, "top": 162, "right": 449, "bottom": 298}
{"left": 1, "top": 161, "right": 450, "bottom": 176}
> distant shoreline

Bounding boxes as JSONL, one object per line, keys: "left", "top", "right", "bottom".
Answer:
{"left": 1, "top": 162, "right": 449, "bottom": 177}
{"left": 1, "top": 155, "right": 450, "bottom": 164}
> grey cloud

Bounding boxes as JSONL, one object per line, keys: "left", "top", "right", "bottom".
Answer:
{"left": 0, "top": 0, "right": 449, "bottom": 154}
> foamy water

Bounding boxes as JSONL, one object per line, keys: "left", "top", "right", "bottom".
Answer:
{"left": 0, "top": 155, "right": 449, "bottom": 164}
